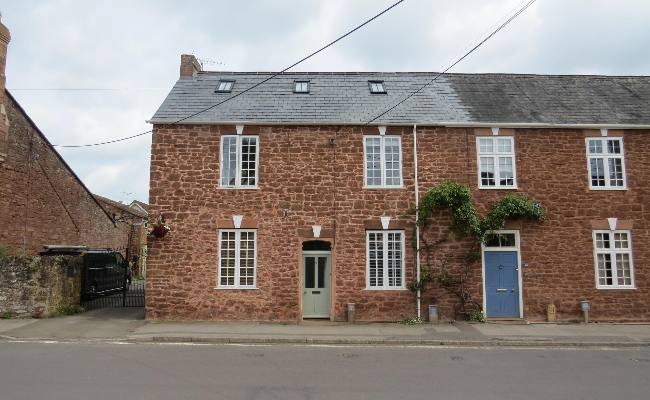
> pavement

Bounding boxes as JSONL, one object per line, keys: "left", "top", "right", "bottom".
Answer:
{"left": 1, "top": 307, "right": 650, "bottom": 347}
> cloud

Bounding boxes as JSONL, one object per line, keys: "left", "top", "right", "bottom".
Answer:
{"left": 2, "top": 0, "right": 649, "bottom": 205}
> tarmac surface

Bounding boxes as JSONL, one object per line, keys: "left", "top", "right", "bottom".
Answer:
{"left": 1, "top": 307, "right": 650, "bottom": 347}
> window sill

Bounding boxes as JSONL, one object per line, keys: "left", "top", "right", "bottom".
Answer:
{"left": 363, "top": 186, "right": 406, "bottom": 190}
{"left": 596, "top": 286, "right": 636, "bottom": 290}
{"left": 214, "top": 287, "right": 259, "bottom": 290}
{"left": 589, "top": 187, "right": 628, "bottom": 191}
{"left": 364, "top": 287, "right": 407, "bottom": 291}
{"left": 217, "top": 186, "right": 260, "bottom": 190}
{"left": 478, "top": 186, "right": 518, "bottom": 190}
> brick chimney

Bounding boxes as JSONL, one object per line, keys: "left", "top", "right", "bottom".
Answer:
{"left": 180, "top": 54, "right": 201, "bottom": 78}
{"left": 0, "top": 11, "right": 10, "bottom": 163}
{"left": 0, "top": 12, "right": 10, "bottom": 91}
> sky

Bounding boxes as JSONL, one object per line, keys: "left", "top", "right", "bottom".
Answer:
{"left": 2, "top": 0, "right": 649, "bottom": 204}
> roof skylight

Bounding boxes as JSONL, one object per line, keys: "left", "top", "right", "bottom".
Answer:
{"left": 215, "top": 80, "right": 234, "bottom": 93}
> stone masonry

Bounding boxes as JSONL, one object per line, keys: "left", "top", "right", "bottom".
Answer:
{"left": 0, "top": 254, "right": 82, "bottom": 318}
{"left": 146, "top": 123, "right": 650, "bottom": 322}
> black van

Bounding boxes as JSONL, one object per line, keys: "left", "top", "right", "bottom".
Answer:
{"left": 40, "top": 246, "right": 131, "bottom": 294}
{"left": 82, "top": 250, "right": 131, "bottom": 294}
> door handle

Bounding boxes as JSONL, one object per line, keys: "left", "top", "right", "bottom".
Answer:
{"left": 511, "top": 289, "right": 515, "bottom": 292}
{"left": 499, "top": 264, "right": 503, "bottom": 269}
{"left": 303, "top": 291, "right": 306, "bottom": 295}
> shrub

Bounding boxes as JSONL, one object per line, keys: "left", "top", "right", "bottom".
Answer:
{"left": 53, "top": 302, "right": 85, "bottom": 317}
{"left": 469, "top": 311, "right": 485, "bottom": 323}
{"left": 400, "top": 316, "right": 421, "bottom": 325}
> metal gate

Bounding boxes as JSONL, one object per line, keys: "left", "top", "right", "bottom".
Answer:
{"left": 80, "top": 253, "right": 144, "bottom": 308}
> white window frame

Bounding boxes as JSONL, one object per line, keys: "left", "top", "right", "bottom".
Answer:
{"left": 365, "top": 230, "right": 406, "bottom": 290}
{"left": 593, "top": 230, "right": 635, "bottom": 289}
{"left": 363, "top": 135, "right": 403, "bottom": 188}
{"left": 585, "top": 137, "right": 627, "bottom": 190}
{"left": 219, "top": 135, "right": 260, "bottom": 189}
{"left": 217, "top": 229, "right": 257, "bottom": 289}
{"left": 476, "top": 136, "right": 517, "bottom": 189}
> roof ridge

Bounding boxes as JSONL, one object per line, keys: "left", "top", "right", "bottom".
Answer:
{"left": 195, "top": 71, "right": 650, "bottom": 78}
{"left": 93, "top": 194, "right": 147, "bottom": 218}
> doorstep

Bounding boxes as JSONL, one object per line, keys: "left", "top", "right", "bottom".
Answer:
{"left": 486, "top": 318, "right": 530, "bottom": 325}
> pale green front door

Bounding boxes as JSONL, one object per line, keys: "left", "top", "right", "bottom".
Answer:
{"left": 302, "top": 253, "right": 331, "bottom": 318}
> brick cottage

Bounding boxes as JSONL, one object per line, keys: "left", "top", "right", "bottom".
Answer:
{"left": 0, "top": 13, "right": 125, "bottom": 256}
{"left": 145, "top": 54, "right": 650, "bottom": 322}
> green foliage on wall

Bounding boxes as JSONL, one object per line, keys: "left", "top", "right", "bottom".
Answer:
{"left": 404, "top": 181, "right": 546, "bottom": 318}
{"left": 406, "top": 181, "right": 546, "bottom": 247}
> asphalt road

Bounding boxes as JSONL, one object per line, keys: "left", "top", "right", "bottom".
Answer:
{"left": 1, "top": 342, "right": 649, "bottom": 400}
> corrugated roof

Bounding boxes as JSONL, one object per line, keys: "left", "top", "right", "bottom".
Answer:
{"left": 149, "top": 72, "right": 650, "bottom": 126}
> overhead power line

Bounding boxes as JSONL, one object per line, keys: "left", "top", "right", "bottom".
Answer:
{"left": 52, "top": 0, "right": 406, "bottom": 148}
{"left": 333, "top": 0, "right": 537, "bottom": 142}
{"left": 9, "top": 88, "right": 169, "bottom": 91}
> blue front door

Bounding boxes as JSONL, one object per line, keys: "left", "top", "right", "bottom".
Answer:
{"left": 485, "top": 251, "right": 520, "bottom": 318}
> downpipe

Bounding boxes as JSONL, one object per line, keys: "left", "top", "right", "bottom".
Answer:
{"left": 413, "top": 124, "right": 421, "bottom": 320}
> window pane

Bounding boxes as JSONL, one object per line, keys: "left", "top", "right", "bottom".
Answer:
{"left": 365, "top": 138, "right": 382, "bottom": 186}
{"left": 239, "top": 232, "right": 255, "bottom": 286}
{"left": 384, "top": 138, "right": 401, "bottom": 186}
{"left": 590, "top": 158, "right": 606, "bottom": 187}
{"left": 387, "top": 233, "right": 402, "bottom": 287}
{"left": 608, "top": 158, "right": 624, "bottom": 186}
{"left": 597, "top": 253, "right": 613, "bottom": 286}
{"left": 498, "top": 157, "right": 514, "bottom": 186}
{"left": 485, "top": 235, "right": 500, "bottom": 247}
{"left": 500, "top": 234, "right": 516, "bottom": 247}
{"left": 497, "top": 138, "right": 511, "bottom": 153}
{"left": 595, "top": 232, "right": 610, "bottom": 249}
{"left": 240, "top": 137, "right": 257, "bottom": 186}
{"left": 588, "top": 139, "right": 603, "bottom": 154}
{"left": 220, "top": 231, "right": 237, "bottom": 286}
{"left": 616, "top": 254, "right": 632, "bottom": 286}
{"left": 607, "top": 139, "right": 621, "bottom": 154}
{"left": 317, "top": 257, "right": 327, "bottom": 289}
{"left": 614, "top": 232, "right": 629, "bottom": 249}
{"left": 221, "top": 137, "right": 238, "bottom": 186}
{"left": 479, "top": 138, "right": 493, "bottom": 153}
{"left": 370, "top": 82, "right": 384, "bottom": 92}
{"left": 480, "top": 157, "right": 495, "bottom": 186}
{"left": 305, "top": 257, "right": 315, "bottom": 289}
{"left": 368, "top": 232, "right": 384, "bottom": 287}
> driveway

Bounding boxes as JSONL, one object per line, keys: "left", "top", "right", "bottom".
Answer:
{"left": 0, "top": 307, "right": 146, "bottom": 340}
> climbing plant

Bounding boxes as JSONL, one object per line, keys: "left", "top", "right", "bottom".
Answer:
{"left": 404, "top": 181, "right": 546, "bottom": 318}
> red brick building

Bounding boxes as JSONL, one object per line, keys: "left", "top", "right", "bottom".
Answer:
{"left": 93, "top": 195, "right": 149, "bottom": 275}
{"left": 0, "top": 14, "right": 122, "bottom": 256}
{"left": 145, "top": 54, "right": 650, "bottom": 323}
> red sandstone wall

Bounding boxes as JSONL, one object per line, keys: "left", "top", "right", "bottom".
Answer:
{"left": 0, "top": 94, "right": 121, "bottom": 255}
{"left": 147, "top": 124, "right": 650, "bottom": 322}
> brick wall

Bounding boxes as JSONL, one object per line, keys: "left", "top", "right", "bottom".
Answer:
{"left": 180, "top": 54, "right": 201, "bottom": 78}
{"left": 0, "top": 13, "right": 10, "bottom": 162}
{"left": 93, "top": 197, "right": 147, "bottom": 269}
{"left": 0, "top": 93, "right": 122, "bottom": 256}
{"left": 147, "top": 124, "right": 650, "bottom": 322}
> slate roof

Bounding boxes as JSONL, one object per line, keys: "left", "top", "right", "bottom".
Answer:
{"left": 93, "top": 194, "right": 148, "bottom": 219}
{"left": 149, "top": 72, "right": 650, "bottom": 126}
{"left": 129, "top": 200, "right": 149, "bottom": 214}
